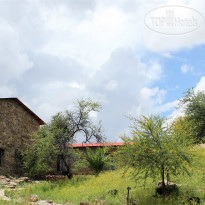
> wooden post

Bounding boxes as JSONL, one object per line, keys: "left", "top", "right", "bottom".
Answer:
{"left": 127, "top": 187, "right": 131, "bottom": 205}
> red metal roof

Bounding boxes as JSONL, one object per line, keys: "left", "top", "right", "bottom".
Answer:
{"left": 0, "top": 98, "right": 45, "bottom": 125}
{"left": 72, "top": 142, "right": 125, "bottom": 147}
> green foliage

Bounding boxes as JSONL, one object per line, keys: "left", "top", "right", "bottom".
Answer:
{"left": 22, "top": 125, "right": 57, "bottom": 177}
{"left": 67, "top": 147, "right": 88, "bottom": 173}
{"left": 6, "top": 159, "right": 205, "bottom": 205}
{"left": 23, "top": 98, "right": 104, "bottom": 178}
{"left": 179, "top": 88, "right": 205, "bottom": 143}
{"left": 86, "top": 147, "right": 111, "bottom": 176}
{"left": 116, "top": 115, "right": 194, "bottom": 192}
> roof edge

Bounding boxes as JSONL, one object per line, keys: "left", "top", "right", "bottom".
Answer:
{"left": 71, "top": 142, "right": 130, "bottom": 147}
{"left": 0, "top": 97, "right": 45, "bottom": 125}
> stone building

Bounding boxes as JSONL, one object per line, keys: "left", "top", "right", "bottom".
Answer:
{"left": 0, "top": 98, "right": 45, "bottom": 176}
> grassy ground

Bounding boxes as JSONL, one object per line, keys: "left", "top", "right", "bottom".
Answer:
{"left": 4, "top": 167, "right": 205, "bottom": 205}
{"left": 4, "top": 147, "right": 205, "bottom": 205}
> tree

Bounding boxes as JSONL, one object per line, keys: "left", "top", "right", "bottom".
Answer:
{"left": 116, "top": 115, "right": 194, "bottom": 195}
{"left": 86, "top": 147, "right": 111, "bottom": 176}
{"left": 22, "top": 125, "right": 58, "bottom": 178}
{"left": 23, "top": 98, "right": 105, "bottom": 178}
{"left": 179, "top": 88, "right": 205, "bottom": 143}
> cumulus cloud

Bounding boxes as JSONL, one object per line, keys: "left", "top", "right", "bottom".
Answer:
{"left": 0, "top": 19, "right": 33, "bottom": 97}
{"left": 195, "top": 76, "right": 205, "bottom": 91}
{"left": 1, "top": 0, "right": 205, "bottom": 141}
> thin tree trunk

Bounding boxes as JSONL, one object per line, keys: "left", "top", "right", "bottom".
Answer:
{"left": 161, "top": 166, "right": 166, "bottom": 196}
{"left": 166, "top": 171, "right": 169, "bottom": 185}
{"left": 63, "top": 159, "right": 73, "bottom": 179}
{"left": 60, "top": 155, "right": 73, "bottom": 179}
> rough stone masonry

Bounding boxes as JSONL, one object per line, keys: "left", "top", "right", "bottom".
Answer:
{"left": 0, "top": 98, "right": 45, "bottom": 176}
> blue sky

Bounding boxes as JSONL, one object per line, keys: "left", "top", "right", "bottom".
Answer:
{"left": 1, "top": 0, "right": 205, "bottom": 142}
{"left": 143, "top": 45, "right": 205, "bottom": 102}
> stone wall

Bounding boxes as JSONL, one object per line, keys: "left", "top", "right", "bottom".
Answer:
{"left": 0, "top": 99, "right": 41, "bottom": 176}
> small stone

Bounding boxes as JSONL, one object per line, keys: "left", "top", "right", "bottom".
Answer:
{"left": 80, "top": 202, "right": 89, "bottom": 205}
{"left": 6, "top": 184, "right": 16, "bottom": 189}
{"left": 91, "top": 199, "right": 98, "bottom": 202}
{"left": 0, "top": 180, "right": 9, "bottom": 185}
{"left": 21, "top": 177, "right": 29, "bottom": 182}
{"left": 47, "top": 200, "right": 53, "bottom": 203}
{"left": 10, "top": 182, "right": 17, "bottom": 187}
{"left": 0, "top": 176, "right": 6, "bottom": 179}
{"left": 30, "top": 195, "right": 38, "bottom": 202}
{"left": 100, "top": 200, "right": 106, "bottom": 204}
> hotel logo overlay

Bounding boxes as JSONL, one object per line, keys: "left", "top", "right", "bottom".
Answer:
{"left": 144, "top": 5, "right": 204, "bottom": 35}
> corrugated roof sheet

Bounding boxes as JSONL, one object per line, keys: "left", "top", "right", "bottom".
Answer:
{"left": 72, "top": 142, "right": 125, "bottom": 147}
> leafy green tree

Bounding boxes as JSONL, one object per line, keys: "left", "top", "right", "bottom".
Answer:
{"left": 116, "top": 115, "right": 194, "bottom": 195}
{"left": 23, "top": 98, "right": 105, "bottom": 178}
{"left": 86, "top": 147, "right": 111, "bottom": 176}
{"left": 22, "top": 125, "right": 57, "bottom": 178}
{"left": 179, "top": 88, "right": 205, "bottom": 143}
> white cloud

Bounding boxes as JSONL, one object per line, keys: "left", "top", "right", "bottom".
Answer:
{"left": 163, "top": 52, "right": 173, "bottom": 58}
{"left": 155, "top": 100, "right": 178, "bottom": 114}
{"left": 37, "top": 0, "right": 205, "bottom": 72}
{"left": 40, "top": 3, "right": 137, "bottom": 69}
{"left": 0, "top": 86, "right": 15, "bottom": 97}
{"left": 147, "top": 63, "right": 163, "bottom": 80}
{"left": 167, "top": 76, "right": 205, "bottom": 123}
{"left": 181, "top": 64, "right": 194, "bottom": 73}
{"left": 1, "top": 0, "right": 205, "bottom": 142}
{"left": 0, "top": 20, "right": 33, "bottom": 87}
{"left": 104, "top": 80, "right": 118, "bottom": 91}
{"left": 195, "top": 76, "right": 205, "bottom": 91}
{"left": 70, "top": 82, "right": 85, "bottom": 90}
{"left": 130, "top": 87, "right": 166, "bottom": 116}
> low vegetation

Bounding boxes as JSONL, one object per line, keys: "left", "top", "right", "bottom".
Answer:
{"left": 86, "top": 147, "right": 112, "bottom": 176}
{"left": 3, "top": 146, "right": 205, "bottom": 204}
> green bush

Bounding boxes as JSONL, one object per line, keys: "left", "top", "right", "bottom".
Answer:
{"left": 86, "top": 147, "right": 112, "bottom": 176}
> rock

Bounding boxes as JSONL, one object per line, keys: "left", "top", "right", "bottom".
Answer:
{"left": 80, "top": 202, "right": 89, "bottom": 205}
{"left": 0, "top": 176, "right": 6, "bottom": 179}
{"left": 6, "top": 182, "right": 17, "bottom": 189}
{"left": 19, "top": 177, "right": 29, "bottom": 182}
{"left": 30, "top": 195, "right": 38, "bottom": 202}
{"left": 0, "top": 189, "right": 11, "bottom": 201}
{"left": 9, "top": 182, "right": 17, "bottom": 187}
{"left": 8, "top": 176, "right": 14, "bottom": 180}
{"left": 5, "top": 178, "right": 10, "bottom": 182}
{"left": 14, "top": 179, "right": 24, "bottom": 184}
{"left": 47, "top": 200, "right": 53, "bottom": 203}
{"left": 156, "top": 180, "right": 178, "bottom": 195}
{"left": 32, "top": 180, "right": 42, "bottom": 184}
{"left": 100, "top": 200, "right": 106, "bottom": 204}
{"left": 0, "top": 180, "right": 9, "bottom": 185}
